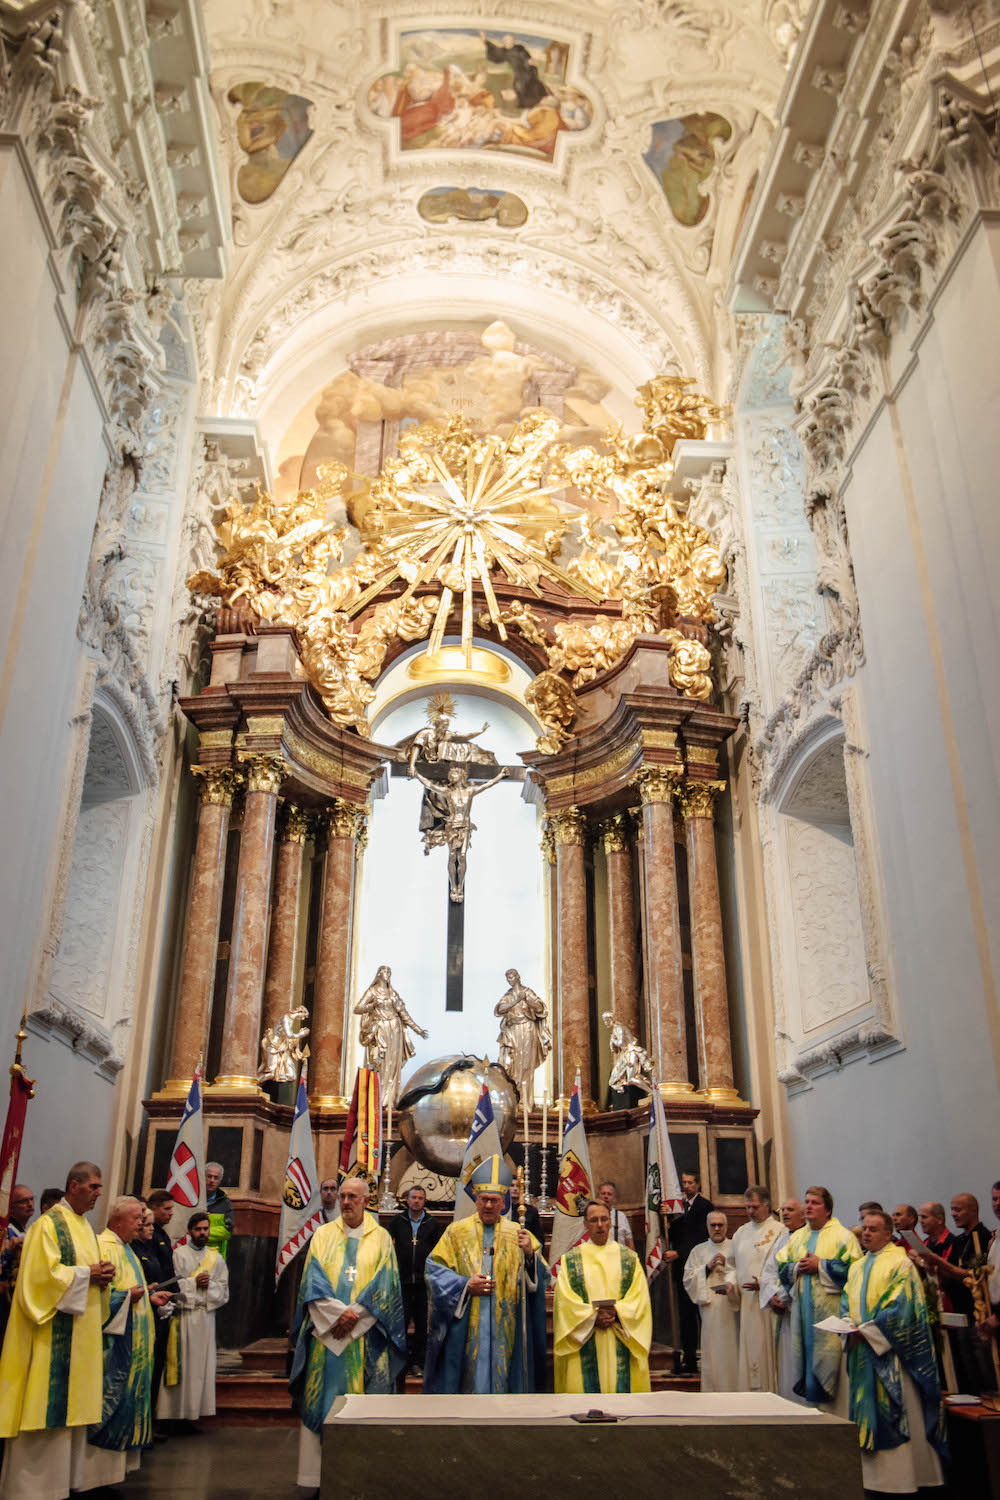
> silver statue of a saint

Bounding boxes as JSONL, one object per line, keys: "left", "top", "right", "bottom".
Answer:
{"left": 257, "top": 1006, "right": 309, "bottom": 1083}
{"left": 410, "top": 763, "right": 507, "bottom": 903}
{"left": 398, "top": 692, "right": 500, "bottom": 779}
{"left": 354, "top": 965, "right": 428, "bottom": 1106}
{"left": 603, "top": 1010, "right": 655, "bottom": 1095}
{"left": 495, "top": 969, "right": 551, "bottom": 1108}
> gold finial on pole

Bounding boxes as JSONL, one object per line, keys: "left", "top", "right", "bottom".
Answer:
{"left": 516, "top": 1164, "right": 526, "bottom": 1230}
{"left": 11, "top": 1009, "right": 32, "bottom": 1093}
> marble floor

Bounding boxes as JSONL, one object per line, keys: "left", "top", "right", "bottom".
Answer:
{"left": 118, "top": 1428, "right": 302, "bottom": 1497}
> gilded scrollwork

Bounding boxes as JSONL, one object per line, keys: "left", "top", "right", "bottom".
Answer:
{"left": 187, "top": 378, "right": 729, "bottom": 753}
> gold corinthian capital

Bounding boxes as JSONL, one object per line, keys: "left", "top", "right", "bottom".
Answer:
{"left": 677, "top": 779, "right": 726, "bottom": 819}
{"left": 596, "top": 814, "right": 630, "bottom": 854}
{"left": 325, "top": 797, "right": 367, "bottom": 842}
{"left": 240, "top": 753, "right": 286, "bottom": 795}
{"left": 636, "top": 764, "right": 682, "bottom": 805}
{"left": 279, "top": 802, "right": 312, "bottom": 844}
{"left": 549, "top": 806, "right": 588, "bottom": 847}
{"left": 191, "top": 765, "right": 242, "bottom": 806}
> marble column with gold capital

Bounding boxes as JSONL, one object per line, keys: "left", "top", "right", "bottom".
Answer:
{"left": 678, "top": 779, "right": 739, "bottom": 1100}
{"left": 163, "top": 766, "right": 242, "bottom": 1095}
{"left": 637, "top": 764, "right": 693, "bottom": 1095}
{"left": 260, "top": 803, "right": 311, "bottom": 1043}
{"left": 551, "top": 805, "right": 593, "bottom": 1105}
{"left": 215, "top": 755, "right": 285, "bottom": 1091}
{"left": 597, "top": 815, "right": 642, "bottom": 1043}
{"left": 311, "top": 798, "right": 366, "bottom": 1108}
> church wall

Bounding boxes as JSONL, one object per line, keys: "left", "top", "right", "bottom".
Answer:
{"left": 780, "top": 220, "right": 1000, "bottom": 1215}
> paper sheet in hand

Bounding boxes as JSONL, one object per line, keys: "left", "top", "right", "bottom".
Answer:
{"left": 814, "top": 1315, "right": 856, "bottom": 1335}
{"left": 901, "top": 1230, "right": 925, "bottom": 1253}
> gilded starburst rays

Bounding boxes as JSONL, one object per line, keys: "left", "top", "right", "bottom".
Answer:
{"left": 348, "top": 416, "right": 601, "bottom": 665}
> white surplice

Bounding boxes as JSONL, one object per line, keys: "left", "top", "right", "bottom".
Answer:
{"left": 157, "top": 1245, "right": 229, "bottom": 1421}
{"left": 726, "top": 1216, "right": 783, "bottom": 1393}
{"left": 758, "top": 1227, "right": 811, "bottom": 1407}
{"left": 683, "top": 1238, "right": 739, "bottom": 1393}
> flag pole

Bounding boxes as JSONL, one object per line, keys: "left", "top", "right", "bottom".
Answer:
{"left": 0, "top": 1010, "right": 35, "bottom": 1238}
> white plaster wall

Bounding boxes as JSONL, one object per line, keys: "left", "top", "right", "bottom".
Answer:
{"left": 781, "top": 222, "right": 1000, "bottom": 1216}
{"left": 0, "top": 148, "right": 117, "bottom": 1179}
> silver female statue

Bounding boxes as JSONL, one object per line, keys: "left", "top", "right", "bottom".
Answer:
{"left": 354, "top": 965, "right": 428, "bottom": 1106}
{"left": 494, "top": 969, "right": 551, "bottom": 1108}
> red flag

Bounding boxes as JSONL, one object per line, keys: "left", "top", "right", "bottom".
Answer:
{"left": 0, "top": 1021, "right": 35, "bottom": 1239}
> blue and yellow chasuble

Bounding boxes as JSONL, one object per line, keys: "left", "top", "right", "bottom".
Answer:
{"left": 841, "top": 1244, "right": 947, "bottom": 1459}
{"left": 290, "top": 1212, "right": 406, "bottom": 1433}
{"left": 0, "top": 1202, "right": 104, "bottom": 1438}
{"left": 424, "top": 1213, "right": 549, "bottom": 1394}
{"left": 776, "top": 1216, "right": 863, "bottom": 1403}
{"left": 554, "top": 1239, "right": 651, "bottom": 1394}
{"left": 90, "top": 1228, "right": 156, "bottom": 1453}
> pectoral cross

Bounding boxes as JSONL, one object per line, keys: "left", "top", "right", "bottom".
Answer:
{"left": 344, "top": 1264, "right": 357, "bottom": 1283}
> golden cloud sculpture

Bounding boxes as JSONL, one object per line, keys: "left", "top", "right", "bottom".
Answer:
{"left": 187, "top": 380, "right": 728, "bottom": 750}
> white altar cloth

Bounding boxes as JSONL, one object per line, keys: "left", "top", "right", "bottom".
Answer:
{"left": 327, "top": 1391, "right": 827, "bottom": 1425}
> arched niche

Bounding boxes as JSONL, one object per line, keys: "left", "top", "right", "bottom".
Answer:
{"left": 43, "top": 695, "right": 151, "bottom": 1076}
{"left": 345, "top": 639, "right": 551, "bottom": 1098}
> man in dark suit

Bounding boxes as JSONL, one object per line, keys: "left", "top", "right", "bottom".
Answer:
{"left": 509, "top": 1179, "right": 543, "bottom": 1242}
{"left": 665, "top": 1171, "right": 714, "bottom": 1376}
{"left": 387, "top": 1186, "right": 444, "bottom": 1376}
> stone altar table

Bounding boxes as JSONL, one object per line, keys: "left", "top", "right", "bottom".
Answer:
{"left": 320, "top": 1392, "right": 864, "bottom": 1499}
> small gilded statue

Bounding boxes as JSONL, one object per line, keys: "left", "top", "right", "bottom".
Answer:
{"left": 354, "top": 965, "right": 428, "bottom": 1106}
{"left": 257, "top": 1006, "right": 309, "bottom": 1084}
{"left": 495, "top": 969, "right": 551, "bottom": 1109}
{"left": 603, "top": 1010, "right": 655, "bottom": 1095}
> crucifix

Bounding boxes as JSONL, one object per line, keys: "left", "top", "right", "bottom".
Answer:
{"left": 344, "top": 1263, "right": 358, "bottom": 1283}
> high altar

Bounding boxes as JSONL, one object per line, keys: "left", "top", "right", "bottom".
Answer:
{"left": 141, "top": 377, "right": 759, "bottom": 1346}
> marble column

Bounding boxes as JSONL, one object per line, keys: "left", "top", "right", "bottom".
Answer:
{"left": 637, "top": 765, "right": 693, "bottom": 1095}
{"left": 163, "top": 767, "right": 241, "bottom": 1094}
{"left": 540, "top": 821, "right": 558, "bottom": 1090}
{"left": 311, "top": 799, "right": 366, "bottom": 1107}
{"left": 215, "top": 755, "right": 284, "bottom": 1091}
{"left": 679, "top": 779, "right": 738, "bottom": 1099}
{"left": 598, "top": 814, "right": 641, "bottom": 1041}
{"left": 551, "top": 806, "right": 592, "bottom": 1106}
{"left": 261, "top": 803, "right": 311, "bottom": 1037}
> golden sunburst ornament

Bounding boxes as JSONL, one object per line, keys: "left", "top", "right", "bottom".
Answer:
{"left": 346, "top": 412, "right": 602, "bottom": 665}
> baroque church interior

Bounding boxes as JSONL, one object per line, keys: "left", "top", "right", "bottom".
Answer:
{"left": 2, "top": 0, "right": 1000, "bottom": 1465}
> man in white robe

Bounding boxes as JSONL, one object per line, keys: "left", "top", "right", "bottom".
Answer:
{"left": 157, "top": 1211, "right": 229, "bottom": 1427}
{"left": 726, "top": 1185, "right": 783, "bottom": 1392}
{"left": 683, "top": 1210, "right": 739, "bottom": 1391}
{"left": 759, "top": 1198, "right": 807, "bottom": 1405}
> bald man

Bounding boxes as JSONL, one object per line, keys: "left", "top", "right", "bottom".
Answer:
{"left": 913, "top": 1192, "right": 995, "bottom": 1393}
{"left": 290, "top": 1178, "right": 406, "bottom": 1490}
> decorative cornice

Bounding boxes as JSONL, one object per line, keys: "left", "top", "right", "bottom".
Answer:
{"left": 191, "top": 765, "right": 241, "bottom": 806}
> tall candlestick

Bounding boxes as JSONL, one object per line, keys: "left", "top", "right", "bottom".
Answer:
{"left": 541, "top": 1091, "right": 548, "bottom": 1150}
{"left": 378, "top": 1096, "right": 394, "bottom": 1211}
{"left": 522, "top": 1096, "right": 530, "bottom": 1202}
{"left": 538, "top": 1091, "right": 550, "bottom": 1212}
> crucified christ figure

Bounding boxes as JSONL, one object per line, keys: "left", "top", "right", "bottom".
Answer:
{"left": 410, "top": 763, "right": 507, "bottom": 903}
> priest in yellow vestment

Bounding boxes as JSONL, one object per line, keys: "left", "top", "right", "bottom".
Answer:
{"left": 290, "top": 1178, "right": 406, "bottom": 1490}
{"left": 554, "top": 1200, "right": 652, "bottom": 1393}
{"left": 0, "top": 1162, "right": 113, "bottom": 1500}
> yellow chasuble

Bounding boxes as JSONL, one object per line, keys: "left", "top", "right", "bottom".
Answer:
{"left": 554, "top": 1239, "right": 652, "bottom": 1394}
{"left": 97, "top": 1229, "right": 154, "bottom": 1348}
{"left": 0, "top": 1203, "right": 103, "bottom": 1437}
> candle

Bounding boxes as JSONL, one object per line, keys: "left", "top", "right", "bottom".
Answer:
{"left": 386, "top": 1098, "right": 392, "bottom": 1152}
{"left": 557, "top": 1095, "right": 564, "bottom": 1149}
{"left": 542, "top": 1091, "right": 548, "bottom": 1151}
{"left": 522, "top": 1097, "right": 529, "bottom": 1200}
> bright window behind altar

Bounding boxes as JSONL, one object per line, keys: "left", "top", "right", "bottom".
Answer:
{"left": 349, "top": 688, "right": 548, "bottom": 1094}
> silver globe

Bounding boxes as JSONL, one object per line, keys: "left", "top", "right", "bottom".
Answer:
{"left": 396, "top": 1055, "right": 517, "bottom": 1177}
